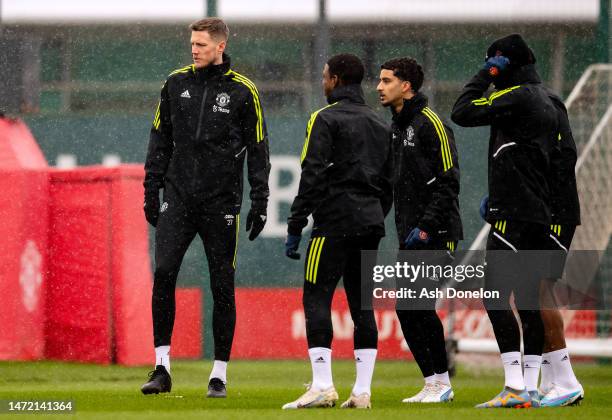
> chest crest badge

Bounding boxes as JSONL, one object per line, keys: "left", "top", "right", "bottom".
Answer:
{"left": 407, "top": 126, "right": 414, "bottom": 140}
{"left": 404, "top": 126, "right": 415, "bottom": 146}
{"left": 216, "top": 92, "right": 230, "bottom": 107}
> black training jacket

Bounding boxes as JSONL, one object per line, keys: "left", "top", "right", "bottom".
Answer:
{"left": 287, "top": 84, "right": 393, "bottom": 237}
{"left": 451, "top": 65, "right": 559, "bottom": 226}
{"left": 547, "top": 90, "right": 581, "bottom": 226}
{"left": 144, "top": 54, "right": 270, "bottom": 214}
{"left": 391, "top": 93, "right": 463, "bottom": 242}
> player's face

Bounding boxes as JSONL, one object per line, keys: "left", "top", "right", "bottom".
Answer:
{"left": 191, "top": 31, "right": 225, "bottom": 69}
{"left": 377, "top": 69, "right": 408, "bottom": 108}
{"left": 322, "top": 64, "right": 338, "bottom": 97}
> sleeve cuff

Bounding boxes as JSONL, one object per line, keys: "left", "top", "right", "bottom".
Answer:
{"left": 471, "top": 69, "right": 494, "bottom": 89}
{"left": 250, "top": 200, "right": 268, "bottom": 212}
{"left": 287, "top": 223, "right": 304, "bottom": 236}
{"left": 417, "top": 221, "right": 435, "bottom": 236}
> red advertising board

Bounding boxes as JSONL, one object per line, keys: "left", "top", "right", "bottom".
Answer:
{"left": 232, "top": 288, "right": 598, "bottom": 360}
{"left": 46, "top": 166, "right": 153, "bottom": 365}
{"left": 0, "top": 117, "right": 48, "bottom": 361}
{"left": 233, "top": 288, "right": 411, "bottom": 360}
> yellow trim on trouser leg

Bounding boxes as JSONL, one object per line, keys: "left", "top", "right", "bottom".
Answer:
{"left": 309, "top": 238, "right": 323, "bottom": 282}
{"left": 232, "top": 215, "right": 240, "bottom": 269}
{"left": 306, "top": 237, "right": 319, "bottom": 282}
{"left": 312, "top": 237, "right": 326, "bottom": 284}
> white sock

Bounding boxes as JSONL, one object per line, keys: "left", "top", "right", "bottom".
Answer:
{"left": 155, "top": 345, "right": 170, "bottom": 372}
{"left": 549, "top": 348, "right": 579, "bottom": 389}
{"left": 434, "top": 371, "right": 451, "bottom": 386}
{"left": 352, "top": 349, "right": 377, "bottom": 396}
{"left": 501, "top": 351, "right": 525, "bottom": 390}
{"left": 308, "top": 347, "right": 333, "bottom": 391}
{"left": 540, "top": 352, "right": 553, "bottom": 391}
{"left": 523, "top": 355, "right": 542, "bottom": 392}
{"left": 209, "top": 360, "right": 228, "bottom": 383}
{"left": 424, "top": 374, "right": 435, "bottom": 385}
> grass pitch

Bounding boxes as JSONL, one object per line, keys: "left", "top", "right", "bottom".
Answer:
{"left": 0, "top": 359, "right": 610, "bottom": 419}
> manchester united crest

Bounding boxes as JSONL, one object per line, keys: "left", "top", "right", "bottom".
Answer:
{"left": 216, "top": 92, "right": 230, "bottom": 108}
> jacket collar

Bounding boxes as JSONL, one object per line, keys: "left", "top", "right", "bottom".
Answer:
{"left": 327, "top": 84, "right": 366, "bottom": 105}
{"left": 194, "top": 53, "right": 231, "bottom": 82}
{"left": 392, "top": 92, "right": 428, "bottom": 128}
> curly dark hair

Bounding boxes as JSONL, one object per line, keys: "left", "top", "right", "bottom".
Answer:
{"left": 381, "top": 57, "right": 424, "bottom": 92}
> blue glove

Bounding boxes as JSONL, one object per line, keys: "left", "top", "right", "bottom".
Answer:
{"left": 404, "top": 228, "right": 430, "bottom": 249}
{"left": 484, "top": 56, "right": 510, "bottom": 77}
{"left": 479, "top": 195, "right": 489, "bottom": 221}
{"left": 285, "top": 234, "right": 302, "bottom": 260}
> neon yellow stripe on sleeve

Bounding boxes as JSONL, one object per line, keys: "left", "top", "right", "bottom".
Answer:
{"left": 422, "top": 107, "right": 453, "bottom": 171}
{"left": 300, "top": 103, "right": 337, "bottom": 163}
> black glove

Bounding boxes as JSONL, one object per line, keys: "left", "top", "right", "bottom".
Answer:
{"left": 246, "top": 205, "right": 267, "bottom": 241}
{"left": 144, "top": 189, "right": 160, "bottom": 227}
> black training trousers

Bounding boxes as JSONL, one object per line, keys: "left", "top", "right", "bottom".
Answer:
{"left": 395, "top": 239, "right": 456, "bottom": 378}
{"left": 152, "top": 189, "right": 239, "bottom": 362}
{"left": 484, "top": 219, "right": 546, "bottom": 356}
{"left": 302, "top": 235, "right": 381, "bottom": 350}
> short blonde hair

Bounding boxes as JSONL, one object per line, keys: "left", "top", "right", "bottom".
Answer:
{"left": 189, "top": 18, "right": 229, "bottom": 41}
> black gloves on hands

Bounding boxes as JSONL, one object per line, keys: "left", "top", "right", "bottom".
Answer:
{"left": 144, "top": 189, "right": 160, "bottom": 227}
{"left": 246, "top": 205, "right": 267, "bottom": 241}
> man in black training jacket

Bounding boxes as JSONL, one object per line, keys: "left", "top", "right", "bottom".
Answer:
{"left": 378, "top": 57, "right": 462, "bottom": 404}
{"left": 452, "top": 34, "right": 558, "bottom": 408}
{"left": 283, "top": 53, "right": 393, "bottom": 410}
{"left": 536, "top": 88, "right": 584, "bottom": 407}
{"left": 141, "top": 17, "right": 270, "bottom": 398}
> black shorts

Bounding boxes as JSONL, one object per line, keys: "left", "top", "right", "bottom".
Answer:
{"left": 546, "top": 224, "right": 577, "bottom": 280}
{"left": 487, "top": 219, "right": 550, "bottom": 251}
{"left": 485, "top": 219, "right": 550, "bottom": 309}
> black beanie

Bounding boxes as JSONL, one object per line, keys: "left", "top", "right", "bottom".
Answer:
{"left": 486, "top": 34, "right": 536, "bottom": 67}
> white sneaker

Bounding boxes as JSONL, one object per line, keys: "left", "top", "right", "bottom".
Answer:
{"left": 538, "top": 382, "right": 553, "bottom": 400}
{"left": 282, "top": 385, "right": 339, "bottom": 409}
{"left": 340, "top": 392, "right": 371, "bottom": 409}
{"left": 540, "top": 383, "right": 584, "bottom": 407}
{"left": 420, "top": 381, "right": 454, "bottom": 403}
{"left": 402, "top": 382, "right": 436, "bottom": 403}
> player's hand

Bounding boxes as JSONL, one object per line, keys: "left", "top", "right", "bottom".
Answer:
{"left": 144, "top": 190, "right": 160, "bottom": 227}
{"left": 285, "top": 234, "right": 301, "bottom": 260}
{"left": 479, "top": 195, "right": 489, "bottom": 221}
{"left": 484, "top": 56, "right": 510, "bottom": 77}
{"left": 404, "top": 228, "right": 429, "bottom": 249}
{"left": 246, "top": 205, "right": 267, "bottom": 240}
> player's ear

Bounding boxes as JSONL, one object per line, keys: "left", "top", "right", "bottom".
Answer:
{"left": 217, "top": 40, "right": 227, "bottom": 54}
{"left": 401, "top": 80, "right": 412, "bottom": 94}
{"left": 330, "top": 74, "right": 340, "bottom": 89}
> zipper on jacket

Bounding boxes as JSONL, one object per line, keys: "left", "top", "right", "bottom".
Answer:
{"left": 195, "top": 85, "right": 209, "bottom": 141}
